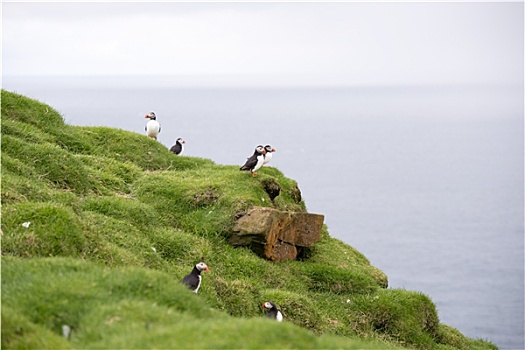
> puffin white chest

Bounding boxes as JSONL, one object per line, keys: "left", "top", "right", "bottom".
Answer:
{"left": 263, "top": 152, "right": 273, "bottom": 165}
{"left": 254, "top": 154, "right": 265, "bottom": 172}
{"left": 146, "top": 120, "right": 160, "bottom": 137}
{"left": 276, "top": 310, "right": 283, "bottom": 322}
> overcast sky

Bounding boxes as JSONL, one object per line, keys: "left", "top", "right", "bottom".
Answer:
{"left": 2, "top": 1, "right": 523, "bottom": 87}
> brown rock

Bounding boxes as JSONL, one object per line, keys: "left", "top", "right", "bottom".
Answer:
{"left": 271, "top": 241, "right": 297, "bottom": 261}
{"left": 230, "top": 207, "right": 324, "bottom": 262}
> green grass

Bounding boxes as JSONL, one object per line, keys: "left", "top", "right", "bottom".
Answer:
{"left": 1, "top": 89, "right": 497, "bottom": 349}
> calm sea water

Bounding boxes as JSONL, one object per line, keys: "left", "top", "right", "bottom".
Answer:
{"left": 3, "top": 76, "right": 524, "bottom": 349}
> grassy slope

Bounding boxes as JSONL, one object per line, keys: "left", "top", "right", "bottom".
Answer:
{"left": 0, "top": 90, "right": 497, "bottom": 349}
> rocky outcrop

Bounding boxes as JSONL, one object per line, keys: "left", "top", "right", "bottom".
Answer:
{"left": 230, "top": 207, "right": 324, "bottom": 262}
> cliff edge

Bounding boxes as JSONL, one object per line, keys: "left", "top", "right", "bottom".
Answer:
{"left": 0, "top": 90, "right": 497, "bottom": 349}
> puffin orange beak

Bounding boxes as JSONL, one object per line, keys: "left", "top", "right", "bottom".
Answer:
{"left": 204, "top": 266, "right": 210, "bottom": 272}
{"left": 272, "top": 148, "right": 276, "bottom": 152}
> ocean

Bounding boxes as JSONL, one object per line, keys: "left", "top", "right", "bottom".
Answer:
{"left": 2, "top": 76, "right": 524, "bottom": 349}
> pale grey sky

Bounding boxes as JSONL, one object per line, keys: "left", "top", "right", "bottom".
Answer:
{"left": 2, "top": 2, "right": 523, "bottom": 87}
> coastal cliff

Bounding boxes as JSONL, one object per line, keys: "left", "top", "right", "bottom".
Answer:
{"left": 0, "top": 90, "right": 497, "bottom": 349}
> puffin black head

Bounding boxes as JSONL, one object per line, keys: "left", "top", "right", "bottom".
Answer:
{"left": 262, "top": 301, "right": 277, "bottom": 310}
{"left": 195, "top": 261, "right": 210, "bottom": 273}
{"left": 264, "top": 145, "right": 276, "bottom": 153}
{"left": 176, "top": 137, "right": 186, "bottom": 145}
{"left": 262, "top": 301, "right": 283, "bottom": 322}
{"left": 256, "top": 145, "right": 266, "bottom": 155}
{"left": 145, "top": 112, "right": 156, "bottom": 120}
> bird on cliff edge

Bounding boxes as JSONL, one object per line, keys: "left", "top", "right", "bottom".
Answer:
{"left": 144, "top": 112, "right": 161, "bottom": 140}
{"left": 170, "top": 137, "right": 185, "bottom": 155}
{"left": 240, "top": 145, "right": 266, "bottom": 177}
{"left": 182, "top": 262, "right": 210, "bottom": 293}
{"left": 262, "top": 301, "right": 283, "bottom": 322}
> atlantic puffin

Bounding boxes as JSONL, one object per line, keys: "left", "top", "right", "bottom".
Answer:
{"left": 263, "top": 145, "right": 276, "bottom": 166}
{"left": 170, "top": 138, "right": 185, "bottom": 155}
{"left": 240, "top": 145, "right": 266, "bottom": 177}
{"left": 262, "top": 301, "right": 283, "bottom": 322}
{"left": 144, "top": 112, "right": 161, "bottom": 140}
{"left": 182, "top": 262, "right": 210, "bottom": 293}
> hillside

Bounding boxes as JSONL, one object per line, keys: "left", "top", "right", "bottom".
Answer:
{"left": 0, "top": 90, "right": 497, "bottom": 349}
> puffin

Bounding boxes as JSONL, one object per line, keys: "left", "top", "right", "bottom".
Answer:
{"left": 262, "top": 301, "right": 283, "bottom": 322}
{"left": 144, "top": 112, "right": 161, "bottom": 140}
{"left": 170, "top": 137, "right": 185, "bottom": 155}
{"left": 240, "top": 145, "right": 266, "bottom": 177}
{"left": 182, "top": 262, "right": 210, "bottom": 293}
{"left": 263, "top": 145, "right": 276, "bottom": 166}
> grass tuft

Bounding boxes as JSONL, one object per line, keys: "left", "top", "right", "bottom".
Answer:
{"left": 2, "top": 202, "right": 87, "bottom": 258}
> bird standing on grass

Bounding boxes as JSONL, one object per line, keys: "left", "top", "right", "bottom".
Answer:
{"left": 263, "top": 145, "right": 276, "bottom": 166}
{"left": 170, "top": 137, "right": 186, "bottom": 155}
{"left": 182, "top": 262, "right": 210, "bottom": 293}
{"left": 240, "top": 145, "right": 266, "bottom": 177}
{"left": 262, "top": 301, "right": 283, "bottom": 322}
{"left": 144, "top": 112, "right": 161, "bottom": 140}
